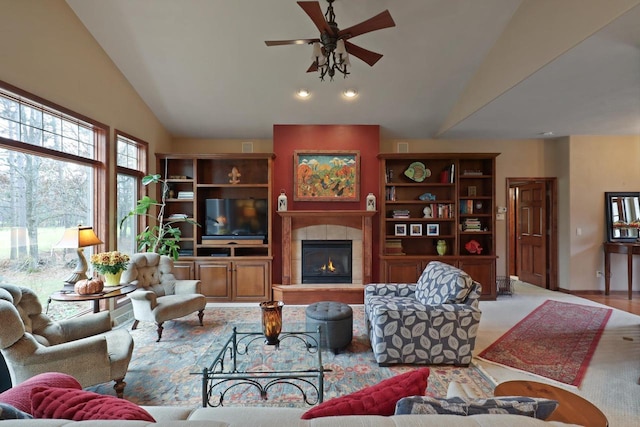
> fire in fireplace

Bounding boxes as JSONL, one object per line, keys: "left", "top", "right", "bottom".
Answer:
{"left": 301, "top": 240, "right": 352, "bottom": 284}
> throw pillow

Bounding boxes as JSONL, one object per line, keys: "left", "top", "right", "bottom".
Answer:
{"left": 301, "top": 367, "right": 430, "bottom": 420}
{"left": 0, "top": 372, "right": 82, "bottom": 414}
{"left": 0, "top": 403, "right": 33, "bottom": 420}
{"left": 395, "top": 395, "right": 558, "bottom": 420}
{"left": 30, "top": 386, "right": 156, "bottom": 421}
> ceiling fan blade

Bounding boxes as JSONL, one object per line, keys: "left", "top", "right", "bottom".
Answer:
{"left": 298, "top": 1, "right": 334, "bottom": 35}
{"left": 338, "top": 10, "right": 395, "bottom": 39}
{"left": 265, "top": 38, "right": 319, "bottom": 47}
{"left": 306, "top": 62, "right": 319, "bottom": 73}
{"left": 344, "top": 41, "right": 383, "bottom": 67}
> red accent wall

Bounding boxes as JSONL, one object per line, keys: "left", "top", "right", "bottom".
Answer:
{"left": 273, "top": 124, "right": 381, "bottom": 285}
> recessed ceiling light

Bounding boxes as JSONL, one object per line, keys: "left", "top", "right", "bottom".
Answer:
{"left": 539, "top": 131, "right": 554, "bottom": 137}
{"left": 343, "top": 89, "right": 358, "bottom": 98}
{"left": 296, "top": 89, "right": 310, "bottom": 98}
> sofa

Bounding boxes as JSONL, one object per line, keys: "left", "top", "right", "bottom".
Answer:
{"left": 0, "top": 405, "right": 582, "bottom": 426}
{"left": 0, "top": 372, "right": 580, "bottom": 426}
{"left": 365, "top": 261, "right": 482, "bottom": 365}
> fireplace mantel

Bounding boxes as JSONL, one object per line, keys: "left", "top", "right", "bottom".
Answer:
{"left": 278, "top": 210, "right": 375, "bottom": 287}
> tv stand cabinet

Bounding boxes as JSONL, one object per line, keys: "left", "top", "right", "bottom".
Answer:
{"left": 157, "top": 153, "right": 274, "bottom": 302}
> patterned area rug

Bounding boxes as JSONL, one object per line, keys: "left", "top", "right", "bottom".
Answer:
{"left": 88, "top": 305, "right": 495, "bottom": 406}
{"left": 477, "top": 299, "right": 612, "bottom": 387}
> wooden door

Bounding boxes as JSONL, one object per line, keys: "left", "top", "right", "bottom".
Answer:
{"left": 517, "top": 182, "right": 547, "bottom": 287}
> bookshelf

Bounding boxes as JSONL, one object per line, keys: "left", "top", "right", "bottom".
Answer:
{"left": 378, "top": 153, "right": 498, "bottom": 299}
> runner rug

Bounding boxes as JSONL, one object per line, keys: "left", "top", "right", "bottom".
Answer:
{"left": 477, "top": 299, "right": 612, "bottom": 387}
{"left": 87, "top": 305, "right": 495, "bottom": 406}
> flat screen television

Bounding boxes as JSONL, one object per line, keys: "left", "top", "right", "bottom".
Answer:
{"left": 204, "top": 198, "right": 268, "bottom": 241}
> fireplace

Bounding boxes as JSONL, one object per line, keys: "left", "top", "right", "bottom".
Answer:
{"left": 301, "top": 240, "right": 352, "bottom": 284}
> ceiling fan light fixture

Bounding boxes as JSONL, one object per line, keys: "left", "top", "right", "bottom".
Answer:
{"left": 266, "top": 0, "right": 395, "bottom": 82}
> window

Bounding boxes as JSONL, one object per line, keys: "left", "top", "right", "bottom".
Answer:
{"left": 116, "top": 131, "right": 147, "bottom": 255}
{"left": 0, "top": 82, "right": 108, "bottom": 320}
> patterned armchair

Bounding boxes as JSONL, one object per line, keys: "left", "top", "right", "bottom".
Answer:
{"left": 365, "top": 261, "right": 482, "bottom": 366}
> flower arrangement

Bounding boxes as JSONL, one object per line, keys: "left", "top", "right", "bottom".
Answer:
{"left": 90, "top": 251, "right": 130, "bottom": 275}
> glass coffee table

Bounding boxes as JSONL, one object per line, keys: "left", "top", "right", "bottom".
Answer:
{"left": 191, "top": 324, "right": 326, "bottom": 407}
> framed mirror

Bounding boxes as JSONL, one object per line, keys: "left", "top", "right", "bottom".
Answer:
{"left": 605, "top": 192, "right": 640, "bottom": 242}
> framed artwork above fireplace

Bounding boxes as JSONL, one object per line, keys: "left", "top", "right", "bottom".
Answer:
{"left": 293, "top": 150, "right": 360, "bottom": 202}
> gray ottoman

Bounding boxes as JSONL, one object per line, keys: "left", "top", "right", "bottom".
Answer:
{"left": 305, "top": 301, "right": 353, "bottom": 354}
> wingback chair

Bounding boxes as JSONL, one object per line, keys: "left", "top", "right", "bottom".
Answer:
{"left": 0, "top": 284, "right": 133, "bottom": 397}
{"left": 365, "top": 261, "right": 482, "bottom": 366}
{"left": 121, "top": 253, "right": 206, "bottom": 342}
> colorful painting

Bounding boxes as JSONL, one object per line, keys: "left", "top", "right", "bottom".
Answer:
{"left": 293, "top": 150, "right": 360, "bottom": 201}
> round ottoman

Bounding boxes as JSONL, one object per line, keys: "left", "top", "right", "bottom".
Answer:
{"left": 305, "top": 301, "right": 353, "bottom": 354}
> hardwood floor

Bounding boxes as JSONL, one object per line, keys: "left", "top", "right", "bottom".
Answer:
{"left": 575, "top": 292, "right": 640, "bottom": 316}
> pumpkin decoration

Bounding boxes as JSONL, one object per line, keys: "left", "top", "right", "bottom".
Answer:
{"left": 74, "top": 278, "right": 104, "bottom": 295}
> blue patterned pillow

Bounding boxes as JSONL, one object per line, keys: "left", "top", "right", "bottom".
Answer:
{"left": 415, "top": 261, "right": 473, "bottom": 305}
{"left": 0, "top": 403, "right": 33, "bottom": 420}
{"left": 395, "top": 396, "right": 558, "bottom": 420}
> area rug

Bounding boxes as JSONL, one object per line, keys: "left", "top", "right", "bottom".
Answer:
{"left": 477, "top": 299, "right": 612, "bottom": 387}
{"left": 87, "top": 305, "right": 495, "bottom": 406}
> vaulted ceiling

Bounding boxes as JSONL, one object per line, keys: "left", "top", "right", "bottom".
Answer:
{"left": 66, "top": 0, "right": 640, "bottom": 140}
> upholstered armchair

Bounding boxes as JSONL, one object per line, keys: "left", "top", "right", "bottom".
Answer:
{"left": 365, "top": 261, "right": 482, "bottom": 366}
{"left": 121, "top": 253, "right": 206, "bottom": 342}
{"left": 0, "top": 284, "right": 133, "bottom": 397}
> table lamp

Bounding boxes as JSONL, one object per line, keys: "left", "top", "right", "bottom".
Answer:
{"left": 55, "top": 225, "right": 103, "bottom": 285}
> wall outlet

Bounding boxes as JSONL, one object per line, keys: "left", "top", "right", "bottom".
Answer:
{"left": 596, "top": 271, "right": 603, "bottom": 278}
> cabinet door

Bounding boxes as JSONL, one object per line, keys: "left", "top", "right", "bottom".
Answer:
{"left": 382, "top": 259, "right": 424, "bottom": 283}
{"left": 172, "top": 261, "right": 194, "bottom": 280}
{"left": 196, "top": 261, "right": 231, "bottom": 299}
{"left": 456, "top": 258, "right": 496, "bottom": 299}
{"left": 232, "top": 260, "right": 271, "bottom": 301}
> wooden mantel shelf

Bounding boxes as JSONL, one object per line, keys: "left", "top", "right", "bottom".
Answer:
{"left": 277, "top": 210, "right": 375, "bottom": 304}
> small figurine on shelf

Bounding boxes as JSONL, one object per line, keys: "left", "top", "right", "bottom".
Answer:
{"left": 423, "top": 206, "right": 432, "bottom": 218}
{"left": 465, "top": 239, "right": 483, "bottom": 254}
{"left": 228, "top": 166, "right": 241, "bottom": 184}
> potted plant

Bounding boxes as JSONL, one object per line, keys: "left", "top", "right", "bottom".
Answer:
{"left": 120, "top": 174, "right": 198, "bottom": 260}
{"left": 90, "top": 251, "right": 130, "bottom": 286}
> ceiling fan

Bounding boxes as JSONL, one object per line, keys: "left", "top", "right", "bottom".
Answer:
{"left": 265, "top": 0, "right": 395, "bottom": 81}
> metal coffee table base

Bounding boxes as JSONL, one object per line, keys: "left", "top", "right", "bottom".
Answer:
{"left": 196, "top": 327, "right": 325, "bottom": 407}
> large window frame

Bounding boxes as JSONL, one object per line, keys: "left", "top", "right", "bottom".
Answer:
{"left": 0, "top": 79, "right": 109, "bottom": 317}
{"left": 115, "top": 130, "right": 148, "bottom": 255}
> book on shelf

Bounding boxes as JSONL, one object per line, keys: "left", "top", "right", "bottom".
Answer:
{"left": 386, "top": 186, "right": 396, "bottom": 201}
{"left": 177, "top": 191, "right": 194, "bottom": 199}
{"left": 463, "top": 218, "right": 482, "bottom": 231}
{"left": 168, "top": 213, "right": 188, "bottom": 219}
{"left": 460, "top": 200, "right": 474, "bottom": 214}
{"left": 385, "top": 239, "right": 405, "bottom": 255}
{"left": 392, "top": 209, "right": 410, "bottom": 218}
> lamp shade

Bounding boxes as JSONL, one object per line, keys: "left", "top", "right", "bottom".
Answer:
{"left": 55, "top": 225, "right": 103, "bottom": 249}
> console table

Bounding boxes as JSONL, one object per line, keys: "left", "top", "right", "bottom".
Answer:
{"left": 603, "top": 241, "right": 640, "bottom": 300}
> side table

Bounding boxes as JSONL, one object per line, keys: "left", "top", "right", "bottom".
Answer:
{"left": 493, "top": 380, "right": 608, "bottom": 427}
{"left": 48, "top": 284, "right": 137, "bottom": 313}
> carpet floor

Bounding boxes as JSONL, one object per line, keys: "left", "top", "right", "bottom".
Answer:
{"left": 88, "top": 305, "right": 494, "bottom": 407}
{"left": 477, "top": 299, "right": 612, "bottom": 386}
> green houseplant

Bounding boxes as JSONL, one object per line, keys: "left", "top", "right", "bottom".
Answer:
{"left": 120, "top": 174, "right": 198, "bottom": 260}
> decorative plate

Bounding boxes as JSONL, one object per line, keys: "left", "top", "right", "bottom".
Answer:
{"left": 404, "top": 162, "right": 430, "bottom": 182}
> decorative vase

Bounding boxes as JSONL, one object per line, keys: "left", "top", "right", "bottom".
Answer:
{"left": 103, "top": 271, "right": 123, "bottom": 287}
{"left": 277, "top": 190, "right": 288, "bottom": 211}
{"left": 260, "top": 300, "right": 284, "bottom": 346}
{"left": 436, "top": 240, "right": 447, "bottom": 256}
{"left": 366, "top": 193, "right": 376, "bottom": 211}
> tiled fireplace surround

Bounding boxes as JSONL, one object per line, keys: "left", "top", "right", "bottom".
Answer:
{"left": 275, "top": 210, "right": 374, "bottom": 304}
